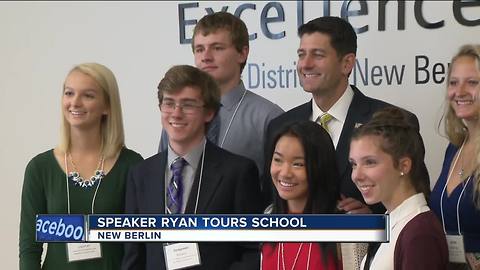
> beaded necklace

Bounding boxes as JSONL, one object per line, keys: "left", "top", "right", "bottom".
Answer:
{"left": 67, "top": 152, "right": 105, "bottom": 188}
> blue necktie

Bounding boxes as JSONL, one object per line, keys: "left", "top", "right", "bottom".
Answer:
{"left": 166, "top": 157, "right": 186, "bottom": 214}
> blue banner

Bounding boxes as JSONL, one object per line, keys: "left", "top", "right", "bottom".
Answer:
{"left": 88, "top": 214, "right": 387, "bottom": 230}
{"left": 36, "top": 215, "right": 85, "bottom": 242}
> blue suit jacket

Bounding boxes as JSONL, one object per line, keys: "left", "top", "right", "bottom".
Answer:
{"left": 263, "top": 85, "right": 425, "bottom": 213}
{"left": 122, "top": 141, "right": 262, "bottom": 270}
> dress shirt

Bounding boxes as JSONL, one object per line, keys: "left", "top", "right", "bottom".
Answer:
{"left": 214, "top": 81, "right": 283, "bottom": 173}
{"left": 165, "top": 138, "right": 205, "bottom": 214}
{"left": 311, "top": 85, "right": 353, "bottom": 148}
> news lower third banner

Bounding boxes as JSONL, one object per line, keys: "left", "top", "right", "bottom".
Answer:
{"left": 37, "top": 214, "right": 389, "bottom": 243}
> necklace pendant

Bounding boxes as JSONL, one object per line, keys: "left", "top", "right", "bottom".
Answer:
{"left": 68, "top": 169, "right": 105, "bottom": 189}
{"left": 86, "top": 179, "right": 93, "bottom": 187}
{"left": 66, "top": 153, "right": 105, "bottom": 189}
{"left": 458, "top": 168, "right": 464, "bottom": 177}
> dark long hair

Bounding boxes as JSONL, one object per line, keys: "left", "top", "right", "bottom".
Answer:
{"left": 265, "top": 121, "right": 340, "bottom": 265}
{"left": 267, "top": 121, "right": 340, "bottom": 214}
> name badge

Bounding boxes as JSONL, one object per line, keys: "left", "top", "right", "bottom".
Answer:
{"left": 446, "top": 234, "right": 466, "bottom": 263}
{"left": 164, "top": 243, "right": 201, "bottom": 270}
{"left": 67, "top": 243, "right": 102, "bottom": 262}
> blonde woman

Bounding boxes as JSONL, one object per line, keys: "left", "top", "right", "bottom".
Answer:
{"left": 430, "top": 44, "right": 480, "bottom": 269}
{"left": 19, "top": 63, "right": 143, "bottom": 269}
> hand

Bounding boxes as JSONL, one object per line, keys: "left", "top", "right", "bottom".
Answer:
{"left": 337, "top": 194, "right": 372, "bottom": 214}
{"left": 466, "top": 252, "right": 480, "bottom": 270}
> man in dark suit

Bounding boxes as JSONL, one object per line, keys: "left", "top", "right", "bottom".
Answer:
{"left": 264, "top": 16, "right": 425, "bottom": 214}
{"left": 122, "top": 65, "right": 262, "bottom": 270}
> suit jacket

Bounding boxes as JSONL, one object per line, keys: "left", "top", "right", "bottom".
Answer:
{"left": 263, "top": 85, "right": 423, "bottom": 214}
{"left": 122, "top": 141, "right": 262, "bottom": 270}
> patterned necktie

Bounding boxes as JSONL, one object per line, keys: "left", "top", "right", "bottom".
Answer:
{"left": 207, "top": 114, "right": 220, "bottom": 145}
{"left": 318, "top": 113, "right": 333, "bottom": 133}
{"left": 166, "top": 157, "right": 186, "bottom": 214}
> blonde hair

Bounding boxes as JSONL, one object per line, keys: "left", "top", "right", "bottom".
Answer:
{"left": 59, "top": 63, "right": 124, "bottom": 158}
{"left": 442, "top": 44, "right": 480, "bottom": 207}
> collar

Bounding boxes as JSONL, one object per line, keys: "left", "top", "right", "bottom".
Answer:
{"left": 167, "top": 138, "right": 205, "bottom": 170}
{"left": 388, "top": 193, "right": 428, "bottom": 229}
{"left": 221, "top": 81, "right": 247, "bottom": 110}
{"left": 311, "top": 85, "right": 354, "bottom": 123}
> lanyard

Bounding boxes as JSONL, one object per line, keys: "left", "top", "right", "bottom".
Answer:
{"left": 219, "top": 89, "right": 247, "bottom": 147}
{"left": 276, "top": 243, "right": 312, "bottom": 270}
{"left": 64, "top": 153, "right": 103, "bottom": 214}
{"left": 165, "top": 140, "right": 206, "bottom": 214}
{"left": 439, "top": 140, "right": 472, "bottom": 235}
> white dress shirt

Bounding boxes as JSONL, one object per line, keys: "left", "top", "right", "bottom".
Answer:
{"left": 311, "top": 85, "right": 354, "bottom": 148}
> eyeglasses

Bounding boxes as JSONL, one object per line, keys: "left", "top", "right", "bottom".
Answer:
{"left": 160, "top": 100, "right": 205, "bottom": 114}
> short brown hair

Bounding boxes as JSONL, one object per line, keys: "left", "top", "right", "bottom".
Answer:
{"left": 157, "top": 65, "right": 221, "bottom": 115}
{"left": 298, "top": 16, "right": 357, "bottom": 59}
{"left": 192, "top": 12, "right": 249, "bottom": 72}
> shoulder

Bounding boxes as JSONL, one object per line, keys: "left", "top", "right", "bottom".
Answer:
{"left": 364, "top": 96, "right": 391, "bottom": 110}
{"left": 352, "top": 87, "right": 392, "bottom": 111}
{"left": 285, "top": 101, "right": 311, "bottom": 116}
{"left": 351, "top": 85, "right": 395, "bottom": 109}
{"left": 137, "top": 152, "right": 162, "bottom": 168}
{"left": 398, "top": 211, "right": 444, "bottom": 243}
{"left": 266, "top": 101, "right": 310, "bottom": 141}
{"left": 24, "top": 149, "right": 57, "bottom": 185}
{"left": 245, "top": 90, "right": 283, "bottom": 111}
{"left": 270, "top": 101, "right": 310, "bottom": 126}
{"left": 445, "top": 143, "right": 458, "bottom": 156}
{"left": 266, "top": 101, "right": 310, "bottom": 145}
{"left": 437, "top": 143, "right": 458, "bottom": 168}
{"left": 120, "top": 147, "right": 144, "bottom": 163}
{"left": 127, "top": 152, "right": 163, "bottom": 178}
{"left": 26, "top": 149, "right": 55, "bottom": 170}
{"left": 242, "top": 90, "right": 284, "bottom": 125}
{"left": 352, "top": 86, "right": 420, "bottom": 127}
{"left": 208, "top": 142, "right": 257, "bottom": 169}
{"left": 395, "top": 211, "right": 448, "bottom": 267}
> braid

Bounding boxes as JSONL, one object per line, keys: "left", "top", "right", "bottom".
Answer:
{"left": 352, "top": 107, "right": 430, "bottom": 198}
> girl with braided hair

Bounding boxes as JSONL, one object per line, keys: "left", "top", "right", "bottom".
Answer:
{"left": 349, "top": 106, "right": 448, "bottom": 270}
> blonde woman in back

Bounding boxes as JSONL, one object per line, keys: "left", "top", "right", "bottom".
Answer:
{"left": 19, "top": 63, "right": 143, "bottom": 270}
{"left": 430, "top": 44, "right": 480, "bottom": 270}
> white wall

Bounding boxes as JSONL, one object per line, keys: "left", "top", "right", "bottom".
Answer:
{"left": 1, "top": 1, "right": 478, "bottom": 268}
